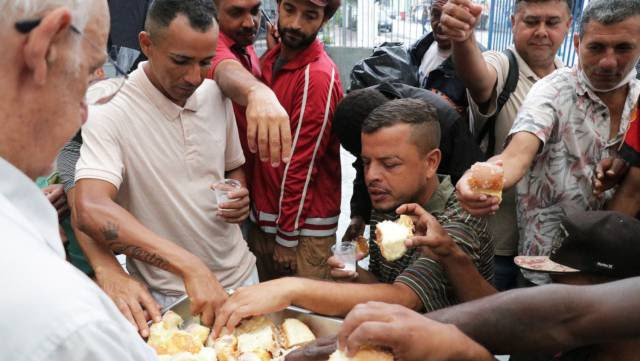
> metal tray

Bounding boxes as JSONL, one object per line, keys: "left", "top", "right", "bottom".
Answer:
{"left": 163, "top": 295, "right": 343, "bottom": 338}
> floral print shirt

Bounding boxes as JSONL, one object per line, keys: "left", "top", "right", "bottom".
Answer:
{"left": 508, "top": 66, "right": 640, "bottom": 284}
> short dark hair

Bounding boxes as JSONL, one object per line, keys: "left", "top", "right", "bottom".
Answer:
{"left": 145, "top": 0, "right": 217, "bottom": 39}
{"left": 579, "top": 0, "right": 640, "bottom": 39}
{"left": 333, "top": 88, "right": 389, "bottom": 155}
{"left": 513, "top": 0, "right": 573, "bottom": 15}
{"left": 362, "top": 98, "right": 440, "bottom": 154}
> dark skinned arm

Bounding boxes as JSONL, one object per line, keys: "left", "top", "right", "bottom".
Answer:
{"left": 427, "top": 278, "right": 640, "bottom": 354}
{"left": 607, "top": 166, "right": 640, "bottom": 216}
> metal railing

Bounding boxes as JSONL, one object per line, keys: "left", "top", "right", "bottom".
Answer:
{"left": 258, "top": 0, "right": 587, "bottom": 66}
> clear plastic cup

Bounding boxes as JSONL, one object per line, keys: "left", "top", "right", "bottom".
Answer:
{"left": 331, "top": 242, "right": 357, "bottom": 272}
{"left": 213, "top": 179, "right": 242, "bottom": 208}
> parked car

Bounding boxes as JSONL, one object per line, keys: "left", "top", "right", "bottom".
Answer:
{"left": 378, "top": 15, "right": 393, "bottom": 33}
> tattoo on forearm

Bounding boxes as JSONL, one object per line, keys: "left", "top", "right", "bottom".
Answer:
{"left": 107, "top": 241, "right": 170, "bottom": 270}
{"left": 100, "top": 221, "right": 119, "bottom": 241}
{"left": 99, "top": 221, "right": 169, "bottom": 270}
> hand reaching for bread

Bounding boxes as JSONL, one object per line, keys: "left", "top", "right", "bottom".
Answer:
{"left": 337, "top": 302, "right": 495, "bottom": 361}
{"left": 456, "top": 161, "right": 504, "bottom": 216}
{"left": 212, "top": 279, "right": 295, "bottom": 338}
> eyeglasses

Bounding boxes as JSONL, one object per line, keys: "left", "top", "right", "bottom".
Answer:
{"left": 15, "top": 19, "right": 128, "bottom": 106}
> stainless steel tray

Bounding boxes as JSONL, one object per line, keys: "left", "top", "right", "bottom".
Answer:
{"left": 163, "top": 295, "right": 343, "bottom": 338}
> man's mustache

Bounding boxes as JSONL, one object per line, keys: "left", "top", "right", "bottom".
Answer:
{"left": 279, "top": 27, "right": 304, "bottom": 38}
{"left": 237, "top": 27, "right": 257, "bottom": 36}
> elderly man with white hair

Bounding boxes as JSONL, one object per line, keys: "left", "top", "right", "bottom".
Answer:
{"left": 0, "top": 0, "right": 156, "bottom": 359}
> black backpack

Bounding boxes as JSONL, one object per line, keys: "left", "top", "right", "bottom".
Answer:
{"left": 476, "top": 49, "right": 519, "bottom": 158}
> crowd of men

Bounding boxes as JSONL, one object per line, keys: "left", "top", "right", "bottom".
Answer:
{"left": 2, "top": 0, "right": 640, "bottom": 360}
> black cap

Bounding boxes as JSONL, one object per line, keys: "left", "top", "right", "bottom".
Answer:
{"left": 515, "top": 211, "right": 640, "bottom": 278}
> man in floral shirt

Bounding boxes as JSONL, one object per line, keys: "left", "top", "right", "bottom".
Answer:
{"left": 457, "top": 0, "right": 640, "bottom": 285}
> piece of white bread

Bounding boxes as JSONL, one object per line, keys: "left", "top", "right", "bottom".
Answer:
{"left": 196, "top": 347, "right": 218, "bottom": 361}
{"left": 280, "top": 318, "right": 316, "bottom": 349}
{"left": 328, "top": 347, "right": 394, "bottom": 361}
{"left": 160, "top": 330, "right": 204, "bottom": 355}
{"left": 375, "top": 215, "right": 414, "bottom": 262}
{"left": 169, "top": 352, "right": 199, "bottom": 361}
{"left": 213, "top": 334, "right": 238, "bottom": 361}
{"left": 148, "top": 310, "right": 208, "bottom": 356}
{"left": 162, "top": 310, "right": 184, "bottom": 329}
{"left": 236, "top": 316, "right": 277, "bottom": 356}
{"left": 237, "top": 350, "right": 271, "bottom": 361}
{"left": 468, "top": 162, "right": 504, "bottom": 203}
{"left": 186, "top": 324, "right": 211, "bottom": 346}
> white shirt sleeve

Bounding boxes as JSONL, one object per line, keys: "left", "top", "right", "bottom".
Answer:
{"left": 48, "top": 321, "right": 158, "bottom": 361}
{"left": 224, "top": 98, "right": 246, "bottom": 172}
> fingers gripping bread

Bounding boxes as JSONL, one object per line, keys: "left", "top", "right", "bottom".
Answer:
{"left": 468, "top": 162, "right": 504, "bottom": 202}
{"left": 375, "top": 215, "right": 414, "bottom": 261}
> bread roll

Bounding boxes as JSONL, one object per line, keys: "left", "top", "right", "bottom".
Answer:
{"left": 236, "top": 316, "right": 277, "bottom": 355}
{"left": 186, "top": 324, "right": 211, "bottom": 345}
{"left": 213, "top": 334, "right": 238, "bottom": 361}
{"left": 148, "top": 322, "right": 174, "bottom": 355}
{"left": 237, "top": 350, "right": 270, "bottom": 361}
{"left": 375, "top": 215, "right": 414, "bottom": 262}
{"left": 468, "top": 162, "right": 504, "bottom": 202}
{"left": 196, "top": 347, "right": 218, "bottom": 361}
{"left": 162, "top": 310, "right": 185, "bottom": 329}
{"left": 165, "top": 330, "right": 203, "bottom": 355}
{"left": 280, "top": 318, "right": 316, "bottom": 349}
{"left": 170, "top": 352, "right": 199, "bottom": 361}
{"left": 355, "top": 236, "right": 369, "bottom": 256}
{"left": 328, "top": 347, "right": 393, "bottom": 361}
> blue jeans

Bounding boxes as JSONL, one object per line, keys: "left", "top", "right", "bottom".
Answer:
{"left": 494, "top": 255, "right": 518, "bottom": 291}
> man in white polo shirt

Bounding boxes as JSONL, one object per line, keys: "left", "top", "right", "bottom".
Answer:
{"left": 0, "top": 0, "right": 156, "bottom": 359}
{"left": 75, "top": 0, "right": 257, "bottom": 328}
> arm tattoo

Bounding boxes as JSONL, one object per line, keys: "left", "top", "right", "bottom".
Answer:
{"left": 100, "top": 221, "right": 169, "bottom": 270}
{"left": 108, "top": 241, "right": 170, "bottom": 271}
{"left": 100, "top": 221, "right": 119, "bottom": 241}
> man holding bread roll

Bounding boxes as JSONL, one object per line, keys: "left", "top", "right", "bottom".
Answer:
{"left": 211, "top": 99, "right": 494, "bottom": 336}
{"left": 456, "top": 0, "right": 640, "bottom": 285}
{"left": 440, "top": 0, "right": 573, "bottom": 291}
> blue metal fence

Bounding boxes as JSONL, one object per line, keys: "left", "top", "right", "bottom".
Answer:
{"left": 487, "top": 0, "right": 586, "bottom": 66}
{"left": 257, "top": 0, "right": 588, "bottom": 66}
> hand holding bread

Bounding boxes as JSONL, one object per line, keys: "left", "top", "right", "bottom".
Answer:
{"left": 375, "top": 215, "right": 414, "bottom": 262}
{"left": 396, "top": 203, "right": 460, "bottom": 263}
{"left": 212, "top": 279, "right": 294, "bottom": 338}
{"left": 338, "top": 301, "right": 495, "bottom": 361}
{"left": 456, "top": 161, "right": 504, "bottom": 216}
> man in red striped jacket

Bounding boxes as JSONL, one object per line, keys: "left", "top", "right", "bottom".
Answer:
{"left": 248, "top": 0, "right": 343, "bottom": 281}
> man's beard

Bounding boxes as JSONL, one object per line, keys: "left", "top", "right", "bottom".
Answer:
{"left": 278, "top": 23, "right": 318, "bottom": 50}
{"left": 233, "top": 27, "right": 257, "bottom": 47}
